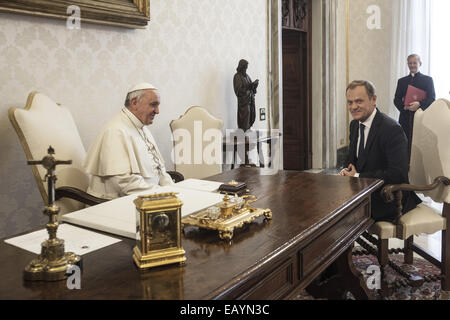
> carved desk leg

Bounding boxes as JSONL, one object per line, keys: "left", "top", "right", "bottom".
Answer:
{"left": 339, "top": 245, "right": 374, "bottom": 299}
{"left": 306, "top": 244, "right": 374, "bottom": 300}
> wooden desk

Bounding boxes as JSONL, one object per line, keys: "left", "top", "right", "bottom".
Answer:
{"left": 0, "top": 168, "right": 382, "bottom": 300}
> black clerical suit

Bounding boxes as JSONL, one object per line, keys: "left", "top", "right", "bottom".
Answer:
{"left": 394, "top": 72, "right": 435, "bottom": 155}
{"left": 346, "top": 109, "right": 421, "bottom": 221}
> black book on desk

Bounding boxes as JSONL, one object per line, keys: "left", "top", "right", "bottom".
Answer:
{"left": 218, "top": 180, "right": 247, "bottom": 196}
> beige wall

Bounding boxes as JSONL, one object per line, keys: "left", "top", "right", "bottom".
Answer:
{"left": 335, "top": 0, "right": 394, "bottom": 153}
{"left": 348, "top": 0, "right": 393, "bottom": 115}
{"left": 0, "top": 0, "right": 268, "bottom": 238}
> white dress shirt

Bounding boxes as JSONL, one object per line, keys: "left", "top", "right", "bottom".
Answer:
{"left": 354, "top": 108, "right": 377, "bottom": 177}
{"left": 356, "top": 108, "right": 377, "bottom": 157}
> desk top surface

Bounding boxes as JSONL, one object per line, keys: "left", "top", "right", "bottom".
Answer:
{"left": 0, "top": 168, "right": 382, "bottom": 300}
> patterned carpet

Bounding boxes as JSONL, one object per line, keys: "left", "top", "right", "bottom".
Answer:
{"left": 295, "top": 250, "right": 449, "bottom": 300}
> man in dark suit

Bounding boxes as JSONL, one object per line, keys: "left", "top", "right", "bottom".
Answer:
{"left": 340, "top": 80, "right": 421, "bottom": 222}
{"left": 394, "top": 54, "right": 435, "bottom": 156}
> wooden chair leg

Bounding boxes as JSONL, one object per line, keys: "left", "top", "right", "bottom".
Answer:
{"left": 378, "top": 238, "right": 390, "bottom": 297}
{"left": 404, "top": 236, "right": 414, "bottom": 264}
{"left": 441, "top": 204, "right": 450, "bottom": 291}
{"left": 378, "top": 238, "right": 389, "bottom": 267}
{"left": 442, "top": 228, "right": 450, "bottom": 291}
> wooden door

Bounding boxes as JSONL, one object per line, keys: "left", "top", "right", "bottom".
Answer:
{"left": 281, "top": 0, "right": 311, "bottom": 171}
{"left": 282, "top": 29, "right": 310, "bottom": 170}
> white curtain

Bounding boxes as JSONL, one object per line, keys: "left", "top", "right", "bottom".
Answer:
{"left": 430, "top": 0, "right": 450, "bottom": 100}
{"left": 389, "top": 0, "right": 431, "bottom": 118}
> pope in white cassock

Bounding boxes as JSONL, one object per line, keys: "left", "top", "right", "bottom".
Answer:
{"left": 83, "top": 83, "right": 174, "bottom": 199}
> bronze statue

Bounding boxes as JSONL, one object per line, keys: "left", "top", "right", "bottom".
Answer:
{"left": 233, "top": 59, "right": 259, "bottom": 132}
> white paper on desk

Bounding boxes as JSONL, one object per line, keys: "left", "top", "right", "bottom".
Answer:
{"left": 175, "top": 178, "right": 223, "bottom": 192}
{"left": 4, "top": 224, "right": 121, "bottom": 255}
{"left": 61, "top": 185, "right": 224, "bottom": 239}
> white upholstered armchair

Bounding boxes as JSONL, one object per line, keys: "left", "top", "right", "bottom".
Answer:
{"left": 170, "top": 106, "right": 223, "bottom": 179}
{"left": 8, "top": 92, "right": 108, "bottom": 215}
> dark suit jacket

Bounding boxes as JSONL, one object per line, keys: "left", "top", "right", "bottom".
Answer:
{"left": 346, "top": 109, "right": 421, "bottom": 221}
{"left": 393, "top": 72, "right": 435, "bottom": 148}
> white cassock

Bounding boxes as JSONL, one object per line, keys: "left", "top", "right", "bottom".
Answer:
{"left": 83, "top": 107, "right": 174, "bottom": 199}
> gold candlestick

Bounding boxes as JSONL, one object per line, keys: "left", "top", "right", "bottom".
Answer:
{"left": 23, "top": 146, "right": 81, "bottom": 281}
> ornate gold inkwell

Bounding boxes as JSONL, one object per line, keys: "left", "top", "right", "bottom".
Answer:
{"left": 24, "top": 146, "right": 81, "bottom": 281}
{"left": 182, "top": 192, "right": 272, "bottom": 241}
{"left": 133, "top": 192, "right": 186, "bottom": 269}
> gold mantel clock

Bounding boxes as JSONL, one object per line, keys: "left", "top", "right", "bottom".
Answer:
{"left": 133, "top": 193, "right": 186, "bottom": 269}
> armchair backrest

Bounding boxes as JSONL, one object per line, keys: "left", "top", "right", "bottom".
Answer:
{"left": 170, "top": 106, "right": 223, "bottom": 179}
{"left": 409, "top": 99, "right": 450, "bottom": 203}
{"left": 8, "top": 92, "right": 89, "bottom": 213}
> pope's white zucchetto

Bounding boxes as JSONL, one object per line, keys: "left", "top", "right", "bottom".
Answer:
{"left": 127, "top": 83, "right": 157, "bottom": 94}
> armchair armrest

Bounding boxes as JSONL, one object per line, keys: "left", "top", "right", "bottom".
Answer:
{"left": 382, "top": 176, "right": 450, "bottom": 202}
{"left": 55, "top": 186, "right": 109, "bottom": 206}
{"left": 55, "top": 172, "right": 185, "bottom": 207}
{"left": 55, "top": 171, "right": 186, "bottom": 207}
{"left": 381, "top": 176, "right": 450, "bottom": 223}
{"left": 167, "top": 170, "right": 184, "bottom": 183}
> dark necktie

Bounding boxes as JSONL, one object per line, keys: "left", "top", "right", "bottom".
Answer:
{"left": 358, "top": 123, "right": 365, "bottom": 160}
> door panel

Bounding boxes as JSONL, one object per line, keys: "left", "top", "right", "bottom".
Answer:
{"left": 282, "top": 29, "right": 308, "bottom": 170}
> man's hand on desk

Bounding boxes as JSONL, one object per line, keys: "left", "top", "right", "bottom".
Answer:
{"left": 339, "top": 163, "right": 359, "bottom": 177}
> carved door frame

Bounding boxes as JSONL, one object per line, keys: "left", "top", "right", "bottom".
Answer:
{"left": 268, "top": 0, "right": 344, "bottom": 170}
{"left": 267, "top": 0, "right": 312, "bottom": 170}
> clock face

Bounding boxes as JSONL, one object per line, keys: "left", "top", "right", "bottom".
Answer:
{"left": 146, "top": 211, "right": 177, "bottom": 251}
{"left": 152, "top": 213, "right": 170, "bottom": 231}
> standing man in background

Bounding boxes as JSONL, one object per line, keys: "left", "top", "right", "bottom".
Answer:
{"left": 394, "top": 54, "right": 435, "bottom": 157}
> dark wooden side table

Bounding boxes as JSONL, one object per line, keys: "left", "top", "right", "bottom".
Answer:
{"left": 222, "top": 130, "right": 282, "bottom": 168}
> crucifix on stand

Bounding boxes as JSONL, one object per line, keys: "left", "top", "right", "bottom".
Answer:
{"left": 23, "top": 146, "right": 82, "bottom": 281}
